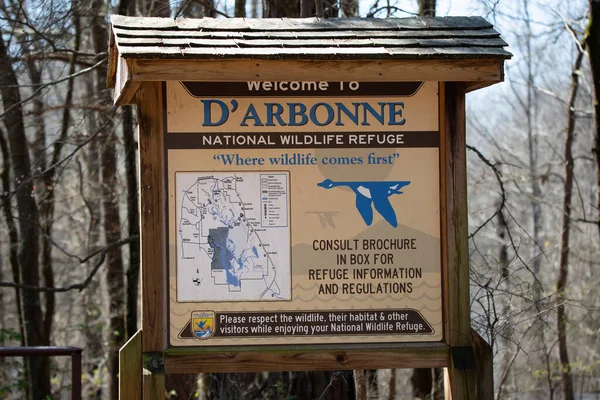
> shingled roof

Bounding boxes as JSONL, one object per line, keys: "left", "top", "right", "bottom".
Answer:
{"left": 110, "top": 15, "right": 511, "bottom": 61}
{"left": 107, "top": 15, "right": 510, "bottom": 105}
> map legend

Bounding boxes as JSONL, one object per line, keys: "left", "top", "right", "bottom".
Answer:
{"left": 260, "top": 174, "right": 289, "bottom": 228}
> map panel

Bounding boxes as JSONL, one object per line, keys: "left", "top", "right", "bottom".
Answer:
{"left": 176, "top": 172, "right": 291, "bottom": 301}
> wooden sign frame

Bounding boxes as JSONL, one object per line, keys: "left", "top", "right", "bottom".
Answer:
{"left": 109, "top": 16, "right": 510, "bottom": 400}
{"left": 125, "top": 78, "right": 487, "bottom": 400}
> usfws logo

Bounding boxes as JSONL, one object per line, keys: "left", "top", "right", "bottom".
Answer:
{"left": 192, "top": 311, "right": 215, "bottom": 340}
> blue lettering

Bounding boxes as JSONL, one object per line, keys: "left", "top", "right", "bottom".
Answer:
{"left": 361, "top": 102, "right": 386, "bottom": 126}
{"left": 288, "top": 103, "right": 308, "bottom": 126}
{"left": 240, "top": 104, "right": 264, "bottom": 126}
{"left": 218, "top": 154, "right": 235, "bottom": 165}
{"left": 388, "top": 102, "right": 406, "bottom": 125}
{"left": 201, "top": 100, "right": 229, "bottom": 126}
{"left": 310, "top": 102, "right": 334, "bottom": 126}
{"left": 265, "top": 103, "right": 287, "bottom": 126}
{"left": 335, "top": 102, "right": 360, "bottom": 126}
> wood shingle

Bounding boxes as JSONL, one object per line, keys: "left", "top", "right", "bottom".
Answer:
{"left": 110, "top": 15, "right": 511, "bottom": 61}
{"left": 107, "top": 15, "right": 511, "bottom": 104}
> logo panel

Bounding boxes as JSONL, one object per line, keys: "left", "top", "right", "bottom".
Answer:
{"left": 192, "top": 311, "right": 215, "bottom": 340}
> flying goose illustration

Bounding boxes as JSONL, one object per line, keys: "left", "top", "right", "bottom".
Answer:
{"left": 317, "top": 179, "right": 411, "bottom": 228}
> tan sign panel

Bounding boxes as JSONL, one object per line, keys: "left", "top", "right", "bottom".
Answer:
{"left": 166, "top": 81, "right": 442, "bottom": 346}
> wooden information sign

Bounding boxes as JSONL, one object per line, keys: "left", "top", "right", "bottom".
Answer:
{"left": 108, "top": 15, "right": 511, "bottom": 400}
{"left": 168, "top": 80, "right": 442, "bottom": 347}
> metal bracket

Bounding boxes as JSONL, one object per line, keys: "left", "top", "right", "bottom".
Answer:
{"left": 143, "top": 352, "right": 165, "bottom": 375}
{"left": 451, "top": 346, "right": 476, "bottom": 370}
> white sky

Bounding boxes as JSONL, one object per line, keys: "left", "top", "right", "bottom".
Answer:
{"left": 357, "top": 0, "right": 481, "bottom": 17}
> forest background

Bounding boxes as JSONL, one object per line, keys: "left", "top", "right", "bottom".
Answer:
{"left": 1, "top": 0, "right": 599, "bottom": 399}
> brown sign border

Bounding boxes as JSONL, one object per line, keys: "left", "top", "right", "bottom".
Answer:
{"left": 162, "top": 81, "right": 444, "bottom": 350}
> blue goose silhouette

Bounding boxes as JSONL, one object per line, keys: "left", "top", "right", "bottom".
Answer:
{"left": 196, "top": 320, "right": 207, "bottom": 329}
{"left": 317, "top": 179, "right": 411, "bottom": 227}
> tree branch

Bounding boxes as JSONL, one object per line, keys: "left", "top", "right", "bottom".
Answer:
{"left": 466, "top": 144, "right": 507, "bottom": 239}
{"left": 0, "top": 236, "right": 138, "bottom": 293}
{"left": 0, "top": 56, "right": 106, "bottom": 121}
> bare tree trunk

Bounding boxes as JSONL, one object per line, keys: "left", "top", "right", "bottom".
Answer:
{"left": 122, "top": 107, "right": 140, "bottom": 339}
{"left": 0, "top": 246, "right": 3, "bottom": 334}
{"left": 0, "top": 32, "right": 50, "bottom": 400}
{"left": 341, "top": 0, "right": 358, "bottom": 17}
{"left": 263, "top": 0, "right": 298, "bottom": 17}
{"left": 433, "top": 367, "right": 443, "bottom": 400}
{"left": 235, "top": 0, "right": 246, "bottom": 17}
{"left": 118, "top": 0, "right": 141, "bottom": 341}
{"left": 315, "top": 0, "right": 324, "bottom": 17}
{"left": 36, "top": 1, "right": 81, "bottom": 351}
{"left": 0, "top": 126, "right": 26, "bottom": 398}
{"left": 588, "top": 0, "right": 600, "bottom": 241}
{"left": 418, "top": 0, "right": 436, "bottom": 16}
{"left": 387, "top": 370, "right": 396, "bottom": 400}
{"left": 22, "top": 49, "right": 49, "bottom": 343}
{"left": 519, "top": 3, "right": 556, "bottom": 397}
{"left": 17, "top": 11, "right": 55, "bottom": 399}
{"left": 411, "top": 368, "right": 433, "bottom": 399}
{"left": 251, "top": 0, "right": 258, "bottom": 17}
{"left": 100, "top": 66, "right": 126, "bottom": 400}
{"left": 80, "top": 5, "right": 107, "bottom": 391}
{"left": 119, "top": 0, "right": 136, "bottom": 14}
{"left": 354, "top": 369, "right": 367, "bottom": 400}
{"left": 91, "top": 1, "right": 126, "bottom": 398}
{"left": 555, "top": 41, "right": 585, "bottom": 400}
{"left": 496, "top": 198, "right": 518, "bottom": 400}
{"left": 81, "top": 68, "right": 106, "bottom": 400}
{"left": 366, "top": 370, "right": 378, "bottom": 398}
{"left": 0, "top": 253, "right": 3, "bottom": 385}
{"left": 522, "top": 0, "right": 544, "bottom": 303}
{"left": 0, "top": 127, "right": 24, "bottom": 347}
{"left": 300, "top": 0, "right": 312, "bottom": 17}
{"left": 141, "top": 0, "right": 170, "bottom": 16}
{"left": 203, "top": 0, "right": 217, "bottom": 17}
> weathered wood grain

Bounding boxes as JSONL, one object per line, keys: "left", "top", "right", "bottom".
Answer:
{"left": 112, "top": 27, "right": 502, "bottom": 40}
{"left": 143, "top": 374, "right": 165, "bottom": 400}
{"left": 444, "top": 82, "right": 470, "bottom": 346}
{"left": 439, "top": 82, "right": 449, "bottom": 344}
{"left": 119, "top": 330, "right": 142, "bottom": 400}
{"left": 113, "top": 58, "right": 504, "bottom": 104}
{"left": 116, "top": 45, "right": 511, "bottom": 59}
{"left": 473, "top": 330, "right": 494, "bottom": 400}
{"left": 137, "top": 82, "right": 167, "bottom": 353}
{"left": 465, "top": 80, "right": 500, "bottom": 92}
{"left": 107, "top": 25, "right": 117, "bottom": 88}
{"left": 114, "top": 57, "right": 139, "bottom": 105}
{"left": 129, "top": 58, "right": 504, "bottom": 83}
{"left": 111, "top": 15, "right": 493, "bottom": 32}
{"left": 114, "top": 36, "right": 508, "bottom": 48}
{"left": 164, "top": 345, "right": 451, "bottom": 374}
{"left": 442, "top": 82, "right": 477, "bottom": 400}
{"left": 107, "top": 15, "right": 510, "bottom": 89}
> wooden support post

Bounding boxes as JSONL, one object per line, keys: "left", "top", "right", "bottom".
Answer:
{"left": 138, "top": 81, "right": 167, "bottom": 400}
{"left": 119, "top": 330, "right": 142, "bottom": 400}
{"left": 442, "top": 82, "right": 478, "bottom": 399}
{"left": 472, "top": 330, "right": 494, "bottom": 400}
